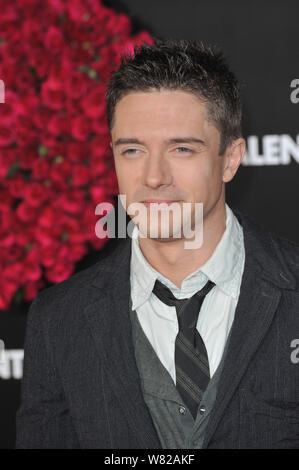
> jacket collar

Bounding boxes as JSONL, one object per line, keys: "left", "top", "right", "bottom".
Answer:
{"left": 232, "top": 207, "right": 296, "bottom": 290}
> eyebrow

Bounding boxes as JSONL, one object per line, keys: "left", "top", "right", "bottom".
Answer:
{"left": 114, "top": 137, "right": 206, "bottom": 146}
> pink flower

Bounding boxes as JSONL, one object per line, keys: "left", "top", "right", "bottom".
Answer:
{"left": 0, "top": 0, "right": 153, "bottom": 309}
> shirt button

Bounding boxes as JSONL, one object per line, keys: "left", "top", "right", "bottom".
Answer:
{"left": 199, "top": 405, "right": 206, "bottom": 415}
{"left": 179, "top": 405, "right": 187, "bottom": 415}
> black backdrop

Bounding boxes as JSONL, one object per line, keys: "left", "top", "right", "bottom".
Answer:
{"left": 1, "top": 0, "right": 298, "bottom": 449}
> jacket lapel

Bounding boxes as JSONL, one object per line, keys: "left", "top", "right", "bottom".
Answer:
{"left": 202, "top": 209, "right": 296, "bottom": 448}
{"left": 83, "top": 238, "right": 161, "bottom": 449}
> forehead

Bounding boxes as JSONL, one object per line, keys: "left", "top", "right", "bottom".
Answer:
{"left": 111, "top": 89, "right": 212, "bottom": 138}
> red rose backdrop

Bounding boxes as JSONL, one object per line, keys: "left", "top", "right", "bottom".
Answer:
{"left": 0, "top": 0, "right": 152, "bottom": 310}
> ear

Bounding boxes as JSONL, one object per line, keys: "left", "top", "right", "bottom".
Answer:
{"left": 109, "top": 141, "right": 112, "bottom": 149}
{"left": 222, "top": 138, "right": 246, "bottom": 183}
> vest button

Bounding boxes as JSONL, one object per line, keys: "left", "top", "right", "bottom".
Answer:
{"left": 199, "top": 405, "right": 206, "bottom": 415}
{"left": 179, "top": 405, "right": 187, "bottom": 415}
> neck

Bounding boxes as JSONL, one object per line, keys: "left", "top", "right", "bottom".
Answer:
{"left": 138, "top": 196, "right": 227, "bottom": 289}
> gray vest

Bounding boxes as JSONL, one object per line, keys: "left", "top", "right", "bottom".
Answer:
{"left": 129, "top": 295, "right": 232, "bottom": 449}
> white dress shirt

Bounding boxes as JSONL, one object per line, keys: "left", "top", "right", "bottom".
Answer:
{"left": 130, "top": 203, "right": 245, "bottom": 382}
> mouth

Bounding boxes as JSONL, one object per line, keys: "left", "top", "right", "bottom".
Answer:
{"left": 141, "top": 200, "right": 181, "bottom": 208}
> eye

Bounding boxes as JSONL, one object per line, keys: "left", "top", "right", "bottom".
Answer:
{"left": 122, "top": 148, "right": 140, "bottom": 156}
{"left": 176, "top": 146, "right": 193, "bottom": 153}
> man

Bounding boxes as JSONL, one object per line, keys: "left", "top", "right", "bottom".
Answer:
{"left": 16, "top": 39, "right": 299, "bottom": 449}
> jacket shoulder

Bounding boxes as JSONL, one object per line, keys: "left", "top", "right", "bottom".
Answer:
{"left": 34, "top": 260, "right": 103, "bottom": 311}
{"left": 27, "top": 247, "right": 117, "bottom": 338}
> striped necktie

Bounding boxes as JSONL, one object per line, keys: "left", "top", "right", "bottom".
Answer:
{"left": 152, "top": 278, "right": 216, "bottom": 419}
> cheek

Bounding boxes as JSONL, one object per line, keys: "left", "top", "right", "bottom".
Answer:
{"left": 114, "top": 159, "right": 132, "bottom": 183}
{"left": 177, "top": 160, "right": 222, "bottom": 199}
{"left": 177, "top": 163, "right": 210, "bottom": 186}
{"left": 116, "top": 165, "right": 139, "bottom": 199}
{"left": 200, "top": 157, "right": 223, "bottom": 185}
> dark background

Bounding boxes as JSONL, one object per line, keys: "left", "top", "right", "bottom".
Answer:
{"left": 1, "top": 0, "right": 298, "bottom": 449}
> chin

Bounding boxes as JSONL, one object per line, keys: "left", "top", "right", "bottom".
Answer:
{"left": 137, "top": 221, "right": 184, "bottom": 241}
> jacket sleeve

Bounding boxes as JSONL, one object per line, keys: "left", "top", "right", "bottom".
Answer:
{"left": 15, "top": 293, "right": 80, "bottom": 449}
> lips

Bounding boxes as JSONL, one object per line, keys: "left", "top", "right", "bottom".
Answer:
{"left": 141, "top": 200, "right": 180, "bottom": 207}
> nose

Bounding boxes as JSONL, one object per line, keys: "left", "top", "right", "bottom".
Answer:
{"left": 142, "top": 152, "right": 173, "bottom": 189}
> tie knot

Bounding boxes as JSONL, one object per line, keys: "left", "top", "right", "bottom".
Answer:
{"left": 152, "top": 279, "right": 215, "bottom": 329}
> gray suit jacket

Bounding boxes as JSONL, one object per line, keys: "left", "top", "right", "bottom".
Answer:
{"left": 16, "top": 209, "right": 299, "bottom": 448}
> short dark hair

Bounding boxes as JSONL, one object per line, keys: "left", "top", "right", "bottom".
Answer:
{"left": 105, "top": 39, "right": 242, "bottom": 155}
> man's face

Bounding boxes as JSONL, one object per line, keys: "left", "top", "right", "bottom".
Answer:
{"left": 110, "top": 89, "right": 243, "bottom": 241}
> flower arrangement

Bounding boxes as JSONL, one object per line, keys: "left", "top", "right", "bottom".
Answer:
{"left": 0, "top": 0, "right": 152, "bottom": 309}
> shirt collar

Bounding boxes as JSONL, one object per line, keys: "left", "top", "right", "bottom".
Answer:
{"left": 130, "top": 203, "right": 244, "bottom": 310}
